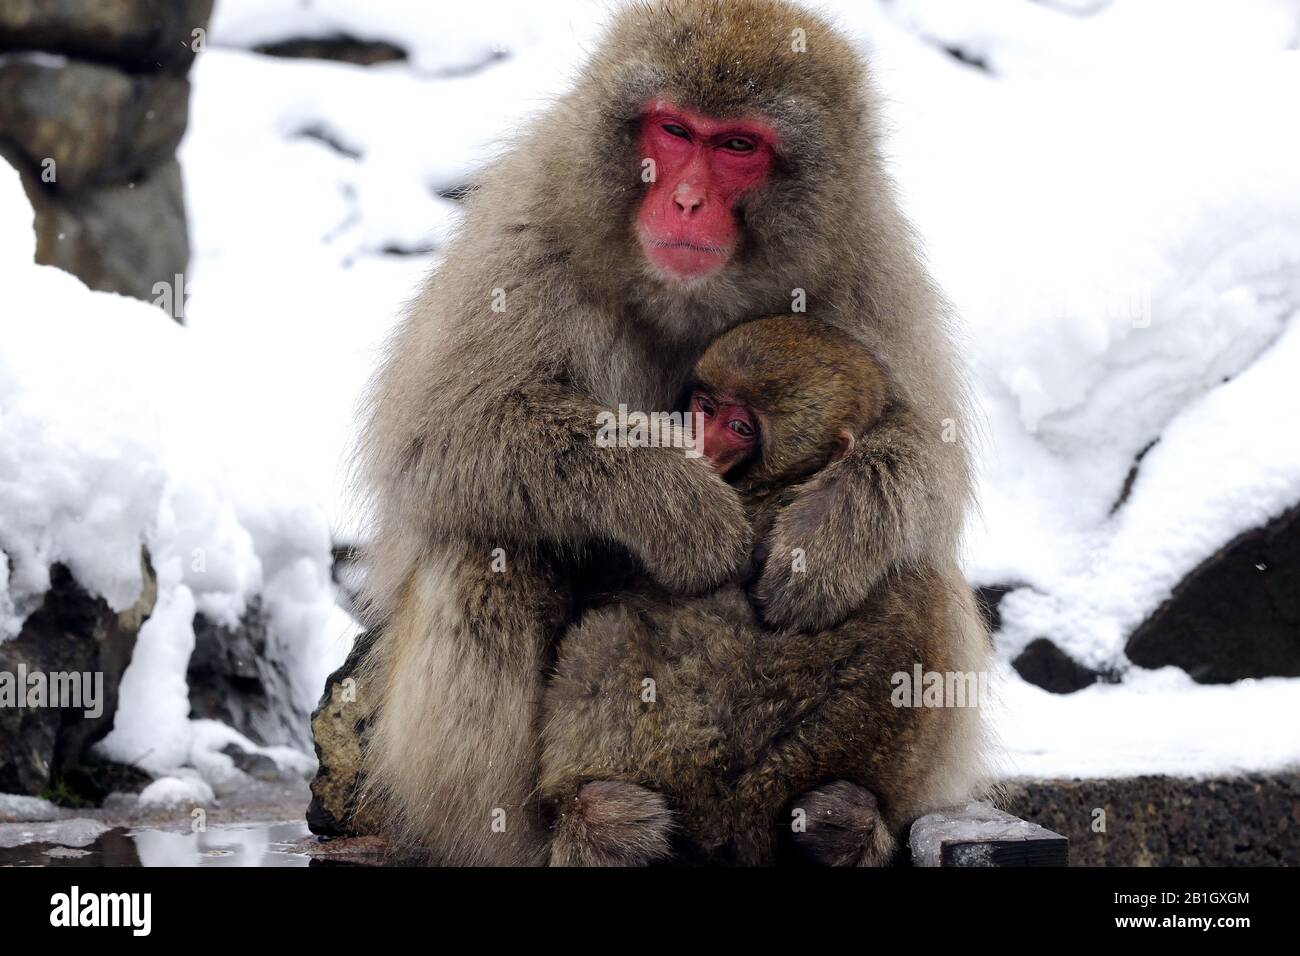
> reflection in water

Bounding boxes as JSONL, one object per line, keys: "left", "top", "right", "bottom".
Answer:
{"left": 0, "top": 820, "right": 312, "bottom": 867}
{"left": 133, "top": 820, "right": 309, "bottom": 866}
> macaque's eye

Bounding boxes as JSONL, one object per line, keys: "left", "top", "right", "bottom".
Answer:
{"left": 720, "top": 137, "right": 756, "bottom": 153}
{"left": 728, "top": 419, "right": 754, "bottom": 438}
{"left": 662, "top": 123, "right": 691, "bottom": 140}
{"left": 694, "top": 394, "right": 716, "bottom": 417}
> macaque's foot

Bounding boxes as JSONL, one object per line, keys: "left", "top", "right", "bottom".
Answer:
{"left": 549, "top": 781, "right": 674, "bottom": 867}
{"left": 789, "top": 781, "right": 896, "bottom": 867}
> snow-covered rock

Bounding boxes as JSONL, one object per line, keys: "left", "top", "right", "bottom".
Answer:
{"left": 137, "top": 772, "right": 215, "bottom": 809}
{"left": 0, "top": 160, "right": 358, "bottom": 793}
{"left": 0, "top": 556, "right": 154, "bottom": 796}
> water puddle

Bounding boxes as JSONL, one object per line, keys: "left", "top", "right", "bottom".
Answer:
{"left": 0, "top": 820, "right": 312, "bottom": 867}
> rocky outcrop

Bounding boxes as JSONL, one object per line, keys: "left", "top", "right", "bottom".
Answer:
{"left": 0, "top": 61, "right": 189, "bottom": 190}
{"left": 186, "top": 601, "right": 312, "bottom": 752}
{"left": 0, "top": 1, "right": 213, "bottom": 71}
{"left": 306, "top": 628, "right": 380, "bottom": 837}
{"left": 1127, "top": 503, "right": 1300, "bottom": 683}
{"left": 0, "top": 551, "right": 156, "bottom": 797}
{"left": 24, "top": 158, "right": 189, "bottom": 304}
{"left": 0, "top": 0, "right": 213, "bottom": 305}
{"left": 1003, "top": 773, "right": 1300, "bottom": 866}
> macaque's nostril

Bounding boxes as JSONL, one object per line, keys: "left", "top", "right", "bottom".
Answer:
{"left": 673, "top": 182, "right": 704, "bottom": 213}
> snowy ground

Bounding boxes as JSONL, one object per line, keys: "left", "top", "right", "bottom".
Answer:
{"left": 3, "top": 0, "right": 1299, "bottom": 790}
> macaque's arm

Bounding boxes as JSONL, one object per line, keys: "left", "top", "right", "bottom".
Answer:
{"left": 752, "top": 405, "right": 960, "bottom": 630}
{"left": 398, "top": 382, "right": 750, "bottom": 595}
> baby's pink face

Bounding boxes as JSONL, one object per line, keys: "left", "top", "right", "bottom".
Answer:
{"left": 689, "top": 388, "right": 757, "bottom": 475}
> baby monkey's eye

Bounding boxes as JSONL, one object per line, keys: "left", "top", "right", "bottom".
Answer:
{"left": 728, "top": 419, "right": 754, "bottom": 438}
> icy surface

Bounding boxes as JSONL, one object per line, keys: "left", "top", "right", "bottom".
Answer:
{"left": 0, "top": 818, "right": 111, "bottom": 849}
{"left": 0, "top": 794, "right": 65, "bottom": 823}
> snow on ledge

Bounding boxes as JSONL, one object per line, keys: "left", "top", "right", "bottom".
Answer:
{"left": 995, "top": 664, "right": 1300, "bottom": 780}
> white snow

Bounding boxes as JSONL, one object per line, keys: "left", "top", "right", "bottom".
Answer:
{"left": 208, "top": 0, "right": 605, "bottom": 76}
{"left": 997, "top": 664, "right": 1300, "bottom": 779}
{"left": 0, "top": 160, "right": 359, "bottom": 788}
{"left": 3, "top": 0, "right": 1299, "bottom": 786}
{"left": 823, "top": 4, "right": 1300, "bottom": 673}
{"left": 137, "top": 772, "right": 215, "bottom": 809}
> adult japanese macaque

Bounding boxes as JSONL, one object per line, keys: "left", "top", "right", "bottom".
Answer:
{"left": 357, "top": 0, "right": 974, "bottom": 865}
{"left": 540, "top": 317, "right": 989, "bottom": 866}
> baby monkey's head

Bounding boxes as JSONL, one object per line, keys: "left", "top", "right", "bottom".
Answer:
{"left": 688, "top": 317, "right": 888, "bottom": 498}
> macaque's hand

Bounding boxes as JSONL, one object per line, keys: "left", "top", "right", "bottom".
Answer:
{"left": 751, "top": 458, "right": 885, "bottom": 632}
{"left": 632, "top": 452, "right": 751, "bottom": 595}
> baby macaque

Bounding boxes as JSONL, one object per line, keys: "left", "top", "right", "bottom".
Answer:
{"left": 541, "top": 317, "right": 989, "bottom": 866}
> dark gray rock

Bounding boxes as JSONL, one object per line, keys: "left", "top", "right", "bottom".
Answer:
{"left": 220, "top": 743, "right": 285, "bottom": 782}
{"left": 1003, "top": 773, "right": 1300, "bottom": 865}
{"left": 21, "top": 156, "right": 190, "bottom": 304}
{"left": 0, "top": 59, "right": 190, "bottom": 190}
{"left": 1012, "top": 637, "right": 1103, "bottom": 694}
{"left": 307, "top": 628, "right": 380, "bottom": 838}
{"left": 254, "top": 36, "right": 407, "bottom": 66}
{"left": 1127, "top": 503, "right": 1300, "bottom": 683}
{"left": 54, "top": 754, "right": 151, "bottom": 805}
{"left": 0, "top": 0, "right": 214, "bottom": 73}
{"left": 0, "top": 0, "right": 211, "bottom": 304}
{"left": 186, "top": 600, "right": 311, "bottom": 752}
{"left": 0, "top": 551, "right": 156, "bottom": 797}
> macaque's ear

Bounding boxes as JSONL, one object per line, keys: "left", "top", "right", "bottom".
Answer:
{"left": 832, "top": 428, "right": 856, "bottom": 462}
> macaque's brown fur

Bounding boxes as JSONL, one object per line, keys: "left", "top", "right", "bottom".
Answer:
{"left": 357, "top": 0, "right": 975, "bottom": 864}
{"left": 540, "top": 318, "right": 988, "bottom": 866}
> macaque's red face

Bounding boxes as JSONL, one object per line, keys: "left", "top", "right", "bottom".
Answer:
{"left": 690, "top": 388, "right": 758, "bottom": 475}
{"left": 636, "top": 102, "right": 778, "bottom": 281}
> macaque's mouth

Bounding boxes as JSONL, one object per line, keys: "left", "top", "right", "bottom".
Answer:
{"left": 639, "top": 232, "right": 731, "bottom": 279}
{"left": 644, "top": 238, "right": 727, "bottom": 254}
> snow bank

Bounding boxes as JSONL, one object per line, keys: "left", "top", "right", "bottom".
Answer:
{"left": 0, "top": 161, "right": 357, "bottom": 785}
{"left": 875, "top": 0, "right": 1300, "bottom": 77}
{"left": 998, "top": 664, "right": 1300, "bottom": 779}
{"left": 820, "top": 3, "right": 1300, "bottom": 673}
